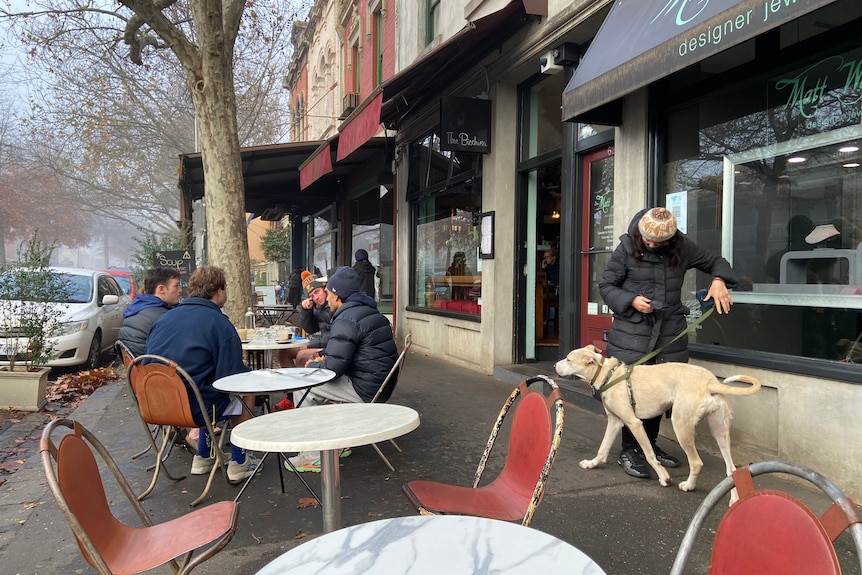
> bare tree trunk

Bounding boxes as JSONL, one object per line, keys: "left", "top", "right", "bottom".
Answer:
{"left": 184, "top": 0, "right": 251, "bottom": 326}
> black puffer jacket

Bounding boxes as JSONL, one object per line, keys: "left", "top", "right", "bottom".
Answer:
{"left": 599, "top": 209, "right": 738, "bottom": 364}
{"left": 309, "top": 294, "right": 397, "bottom": 402}
{"left": 300, "top": 302, "right": 333, "bottom": 348}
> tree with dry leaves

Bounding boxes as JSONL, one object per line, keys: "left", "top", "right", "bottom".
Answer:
{"left": 2, "top": 0, "right": 309, "bottom": 323}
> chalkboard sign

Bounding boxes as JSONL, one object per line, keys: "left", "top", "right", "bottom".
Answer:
{"left": 153, "top": 250, "right": 196, "bottom": 298}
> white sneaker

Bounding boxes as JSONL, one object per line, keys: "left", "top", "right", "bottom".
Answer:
{"left": 191, "top": 455, "right": 215, "bottom": 475}
{"left": 228, "top": 453, "right": 261, "bottom": 482}
{"left": 286, "top": 450, "right": 320, "bottom": 469}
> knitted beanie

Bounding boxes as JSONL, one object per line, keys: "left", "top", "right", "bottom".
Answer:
{"left": 326, "top": 266, "right": 360, "bottom": 300}
{"left": 301, "top": 271, "right": 326, "bottom": 294}
{"left": 354, "top": 248, "right": 369, "bottom": 262}
{"left": 638, "top": 208, "right": 678, "bottom": 242}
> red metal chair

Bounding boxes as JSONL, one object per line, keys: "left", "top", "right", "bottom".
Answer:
{"left": 670, "top": 460, "right": 862, "bottom": 574}
{"left": 367, "top": 333, "right": 412, "bottom": 471}
{"left": 40, "top": 418, "right": 239, "bottom": 575}
{"left": 402, "top": 375, "right": 564, "bottom": 526}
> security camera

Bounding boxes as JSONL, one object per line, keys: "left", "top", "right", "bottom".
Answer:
{"left": 540, "top": 50, "right": 562, "bottom": 74}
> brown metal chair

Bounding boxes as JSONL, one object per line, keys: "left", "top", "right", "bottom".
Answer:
{"left": 40, "top": 418, "right": 239, "bottom": 575}
{"left": 127, "top": 354, "right": 232, "bottom": 506}
{"left": 402, "top": 375, "right": 564, "bottom": 526}
{"left": 670, "top": 460, "right": 862, "bottom": 574}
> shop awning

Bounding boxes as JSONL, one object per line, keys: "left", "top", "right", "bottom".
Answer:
{"left": 563, "top": 0, "right": 838, "bottom": 123}
{"left": 299, "top": 140, "right": 333, "bottom": 190}
{"left": 327, "top": 0, "right": 536, "bottom": 165}
{"left": 179, "top": 138, "right": 391, "bottom": 219}
{"left": 336, "top": 92, "right": 383, "bottom": 162}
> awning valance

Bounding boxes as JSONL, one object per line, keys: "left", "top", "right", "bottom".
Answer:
{"left": 563, "top": 0, "right": 838, "bottom": 123}
{"left": 299, "top": 140, "right": 333, "bottom": 190}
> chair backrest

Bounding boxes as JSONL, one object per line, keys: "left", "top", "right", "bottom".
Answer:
{"left": 128, "top": 354, "right": 203, "bottom": 429}
{"left": 671, "top": 461, "right": 862, "bottom": 575}
{"left": 40, "top": 418, "right": 153, "bottom": 573}
{"left": 474, "top": 375, "right": 564, "bottom": 525}
{"left": 371, "top": 333, "right": 412, "bottom": 404}
{"left": 117, "top": 340, "right": 135, "bottom": 370}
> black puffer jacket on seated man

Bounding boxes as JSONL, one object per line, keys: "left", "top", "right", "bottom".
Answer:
{"left": 310, "top": 295, "right": 397, "bottom": 402}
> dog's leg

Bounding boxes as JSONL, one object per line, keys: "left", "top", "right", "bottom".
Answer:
{"left": 623, "top": 417, "right": 672, "bottom": 486}
{"left": 580, "top": 411, "right": 623, "bottom": 469}
{"left": 705, "top": 397, "right": 740, "bottom": 505}
{"left": 671, "top": 409, "right": 703, "bottom": 493}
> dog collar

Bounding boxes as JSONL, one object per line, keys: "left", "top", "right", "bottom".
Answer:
{"left": 595, "top": 357, "right": 623, "bottom": 389}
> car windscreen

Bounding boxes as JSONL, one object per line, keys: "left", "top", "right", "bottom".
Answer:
{"left": 0, "top": 271, "right": 92, "bottom": 303}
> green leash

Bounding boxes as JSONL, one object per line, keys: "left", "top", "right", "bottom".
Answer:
{"left": 596, "top": 306, "right": 716, "bottom": 395}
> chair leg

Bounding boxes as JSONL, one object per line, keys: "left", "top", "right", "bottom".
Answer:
{"left": 138, "top": 426, "right": 187, "bottom": 501}
{"left": 371, "top": 442, "right": 396, "bottom": 472}
{"left": 191, "top": 422, "right": 230, "bottom": 507}
{"left": 131, "top": 425, "right": 159, "bottom": 460}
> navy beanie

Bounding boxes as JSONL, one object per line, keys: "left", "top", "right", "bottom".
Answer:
{"left": 327, "top": 266, "right": 360, "bottom": 300}
{"left": 355, "top": 248, "right": 369, "bottom": 262}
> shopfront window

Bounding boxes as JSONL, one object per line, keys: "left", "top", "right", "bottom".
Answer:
{"left": 660, "top": 45, "right": 862, "bottom": 363}
{"left": 407, "top": 133, "right": 483, "bottom": 316}
{"left": 309, "top": 205, "right": 336, "bottom": 277}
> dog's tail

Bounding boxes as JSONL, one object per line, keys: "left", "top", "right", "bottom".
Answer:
{"left": 709, "top": 375, "right": 761, "bottom": 396}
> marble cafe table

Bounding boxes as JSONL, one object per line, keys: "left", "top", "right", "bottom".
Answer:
{"left": 255, "top": 515, "right": 607, "bottom": 574}
{"left": 230, "top": 403, "right": 420, "bottom": 533}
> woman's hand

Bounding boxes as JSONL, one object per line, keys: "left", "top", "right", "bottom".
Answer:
{"left": 704, "top": 278, "right": 733, "bottom": 314}
{"left": 631, "top": 295, "right": 653, "bottom": 314}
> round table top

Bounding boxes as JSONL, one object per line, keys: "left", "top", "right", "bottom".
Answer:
{"left": 213, "top": 368, "right": 336, "bottom": 394}
{"left": 230, "top": 403, "right": 420, "bottom": 452}
{"left": 255, "top": 515, "right": 607, "bottom": 575}
{"left": 241, "top": 338, "right": 307, "bottom": 351}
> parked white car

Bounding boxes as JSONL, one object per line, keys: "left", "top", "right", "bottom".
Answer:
{"left": 0, "top": 267, "right": 131, "bottom": 369}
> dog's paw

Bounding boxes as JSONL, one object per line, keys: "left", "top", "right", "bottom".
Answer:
{"left": 678, "top": 480, "right": 696, "bottom": 492}
{"left": 579, "top": 459, "right": 598, "bottom": 469}
{"left": 658, "top": 472, "right": 672, "bottom": 487}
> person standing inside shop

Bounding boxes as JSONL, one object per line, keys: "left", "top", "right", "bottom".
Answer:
{"left": 353, "top": 249, "right": 376, "bottom": 300}
{"left": 599, "top": 207, "right": 738, "bottom": 479}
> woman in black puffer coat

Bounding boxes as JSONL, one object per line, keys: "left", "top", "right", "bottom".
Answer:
{"left": 599, "top": 207, "right": 739, "bottom": 479}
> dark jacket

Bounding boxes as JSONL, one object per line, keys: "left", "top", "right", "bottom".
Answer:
{"left": 353, "top": 259, "right": 377, "bottom": 299}
{"left": 145, "top": 298, "right": 250, "bottom": 425}
{"left": 599, "top": 209, "right": 738, "bottom": 364}
{"left": 300, "top": 301, "right": 333, "bottom": 348}
{"left": 118, "top": 294, "right": 172, "bottom": 357}
{"left": 308, "top": 293, "right": 397, "bottom": 402}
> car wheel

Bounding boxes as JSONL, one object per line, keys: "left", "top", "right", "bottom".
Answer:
{"left": 85, "top": 332, "right": 102, "bottom": 370}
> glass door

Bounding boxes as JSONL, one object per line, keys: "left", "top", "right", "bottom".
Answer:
{"left": 579, "top": 145, "right": 615, "bottom": 350}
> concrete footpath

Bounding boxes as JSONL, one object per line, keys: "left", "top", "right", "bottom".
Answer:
{"left": 0, "top": 352, "right": 858, "bottom": 574}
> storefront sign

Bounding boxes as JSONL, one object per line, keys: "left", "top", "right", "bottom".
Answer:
{"left": 440, "top": 96, "right": 491, "bottom": 154}
{"left": 563, "top": 0, "right": 837, "bottom": 122}
{"left": 773, "top": 53, "right": 862, "bottom": 129}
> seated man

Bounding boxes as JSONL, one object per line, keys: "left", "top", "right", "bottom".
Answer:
{"left": 118, "top": 267, "right": 182, "bottom": 357}
{"left": 145, "top": 265, "right": 259, "bottom": 482}
{"left": 288, "top": 266, "right": 398, "bottom": 471}
{"left": 278, "top": 271, "right": 330, "bottom": 368}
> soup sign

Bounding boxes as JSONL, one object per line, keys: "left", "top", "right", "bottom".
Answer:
{"left": 153, "top": 250, "right": 196, "bottom": 298}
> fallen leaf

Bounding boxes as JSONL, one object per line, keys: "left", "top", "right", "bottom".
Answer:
{"left": 297, "top": 497, "right": 320, "bottom": 509}
{"left": 293, "top": 531, "right": 309, "bottom": 540}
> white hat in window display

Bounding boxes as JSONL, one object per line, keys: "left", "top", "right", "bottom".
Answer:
{"left": 804, "top": 223, "right": 840, "bottom": 245}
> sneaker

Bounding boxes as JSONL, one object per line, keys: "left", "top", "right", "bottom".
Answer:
{"left": 649, "top": 445, "right": 681, "bottom": 468}
{"left": 617, "top": 449, "right": 650, "bottom": 479}
{"left": 191, "top": 454, "right": 215, "bottom": 475}
{"left": 228, "top": 453, "right": 261, "bottom": 482}
{"left": 273, "top": 397, "right": 295, "bottom": 411}
{"left": 340, "top": 448, "right": 352, "bottom": 458}
{"left": 285, "top": 451, "right": 320, "bottom": 473}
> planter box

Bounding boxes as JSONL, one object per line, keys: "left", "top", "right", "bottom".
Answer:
{"left": 0, "top": 367, "right": 51, "bottom": 411}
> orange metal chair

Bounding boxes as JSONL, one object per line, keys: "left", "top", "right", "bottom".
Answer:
{"left": 402, "top": 375, "right": 564, "bottom": 526}
{"left": 127, "top": 354, "right": 232, "bottom": 506}
{"left": 670, "top": 460, "right": 862, "bottom": 574}
{"left": 40, "top": 418, "right": 239, "bottom": 575}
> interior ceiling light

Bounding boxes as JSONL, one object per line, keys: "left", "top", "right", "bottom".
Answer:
{"left": 788, "top": 156, "right": 807, "bottom": 164}
{"left": 839, "top": 145, "right": 859, "bottom": 153}
{"left": 843, "top": 162, "right": 860, "bottom": 168}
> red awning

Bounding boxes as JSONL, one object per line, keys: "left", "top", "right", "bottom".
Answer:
{"left": 336, "top": 92, "right": 383, "bottom": 162}
{"left": 299, "top": 140, "right": 333, "bottom": 190}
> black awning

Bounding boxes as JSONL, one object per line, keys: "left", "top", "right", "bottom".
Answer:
{"left": 563, "top": 0, "right": 838, "bottom": 123}
{"left": 178, "top": 138, "right": 391, "bottom": 220}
